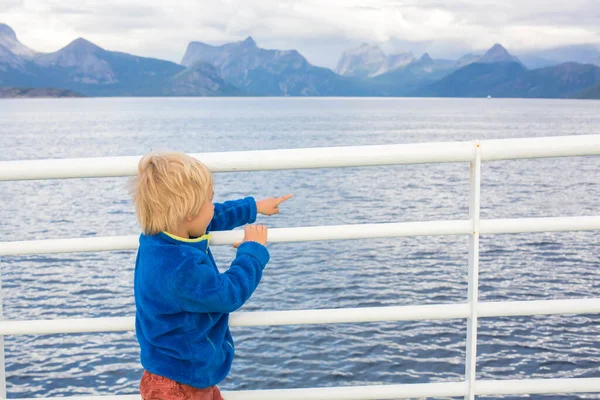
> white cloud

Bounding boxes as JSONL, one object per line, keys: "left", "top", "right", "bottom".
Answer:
{"left": 2, "top": 0, "right": 599, "bottom": 68}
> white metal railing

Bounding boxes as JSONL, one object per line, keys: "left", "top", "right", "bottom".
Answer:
{"left": 465, "top": 141, "right": 481, "bottom": 399}
{"left": 1, "top": 134, "right": 599, "bottom": 400}
{"left": 3, "top": 216, "right": 600, "bottom": 256}
{"left": 2, "top": 299, "right": 600, "bottom": 336}
{"left": 1, "top": 135, "right": 600, "bottom": 181}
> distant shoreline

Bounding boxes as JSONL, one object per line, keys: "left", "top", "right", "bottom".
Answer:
{"left": 0, "top": 87, "right": 85, "bottom": 99}
{"left": 1, "top": 88, "right": 598, "bottom": 100}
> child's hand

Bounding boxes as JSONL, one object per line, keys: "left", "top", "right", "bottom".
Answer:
{"left": 256, "top": 194, "right": 293, "bottom": 216}
{"left": 233, "top": 224, "right": 268, "bottom": 248}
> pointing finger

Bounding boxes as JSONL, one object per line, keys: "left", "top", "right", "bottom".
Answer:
{"left": 276, "top": 194, "right": 294, "bottom": 205}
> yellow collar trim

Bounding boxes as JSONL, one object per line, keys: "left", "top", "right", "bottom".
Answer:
{"left": 163, "top": 231, "right": 212, "bottom": 244}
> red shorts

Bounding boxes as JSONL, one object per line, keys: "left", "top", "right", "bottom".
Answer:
{"left": 140, "top": 370, "right": 224, "bottom": 400}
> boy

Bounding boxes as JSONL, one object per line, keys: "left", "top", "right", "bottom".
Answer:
{"left": 131, "top": 151, "right": 292, "bottom": 399}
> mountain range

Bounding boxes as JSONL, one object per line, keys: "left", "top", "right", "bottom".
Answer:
{"left": 416, "top": 61, "right": 600, "bottom": 98}
{"left": 0, "top": 24, "right": 237, "bottom": 96}
{"left": 180, "top": 37, "right": 375, "bottom": 96}
{"left": 1, "top": 23, "right": 600, "bottom": 99}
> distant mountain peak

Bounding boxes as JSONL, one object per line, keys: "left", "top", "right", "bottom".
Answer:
{"left": 335, "top": 43, "right": 388, "bottom": 77}
{"left": 69, "top": 37, "right": 100, "bottom": 48}
{"left": 63, "top": 37, "right": 103, "bottom": 53}
{"left": 242, "top": 36, "right": 256, "bottom": 47}
{"left": 0, "top": 23, "right": 37, "bottom": 58}
{"left": 420, "top": 53, "right": 433, "bottom": 62}
{"left": 479, "top": 43, "right": 523, "bottom": 66}
{"left": 0, "top": 23, "right": 17, "bottom": 40}
{"left": 486, "top": 43, "right": 510, "bottom": 57}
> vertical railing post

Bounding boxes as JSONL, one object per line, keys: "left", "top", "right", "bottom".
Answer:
{"left": 465, "top": 141, "right": 482, "bottom": 400}
{"left": 0, "top": 258, "right": 6, "bottom": 400}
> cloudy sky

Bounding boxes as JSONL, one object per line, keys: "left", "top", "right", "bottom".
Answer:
{"left": 2, "top": 0, "right": 599, "bottom": 68}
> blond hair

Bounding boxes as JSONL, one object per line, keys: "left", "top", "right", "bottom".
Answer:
{"left": 130, "top": 151, "right": 213, "bottom": 235}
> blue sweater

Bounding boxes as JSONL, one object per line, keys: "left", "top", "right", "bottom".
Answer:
{"left": 134, "top": 197, "right": 269, "bottom": 388}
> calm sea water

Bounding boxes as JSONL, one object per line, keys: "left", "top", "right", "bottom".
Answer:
{"left": 0, "top": 98, "right": 599, "bottom": 400}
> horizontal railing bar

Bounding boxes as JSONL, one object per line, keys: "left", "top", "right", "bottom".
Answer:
{"left": 0, "top": 305, "right": 469, "bottom": 335}
{"left": 12, "top": 377, "right": 600, "bottom": 399}
{"left": 1, "top": 135, "right": 599, "bottom": 181}
{"left": 191, "top": 381, "right": 466, "bottom": 400}
{"left": 0, "top": 317, "right": 134, "bottom": 335}
{"left": 2, "top": 216, "right": 600, "bottom": 256}
{"left": 481, "top": 135, "right": 600, "bottom": 161}
{"left": 475, "top": 377, "right": 600, "bottom": 395}
{"left": 0, "top": 220, "right": 472, "bottom": 256}
{"left": 232, "top": 299, "right": 600, "bottom": 326}
{"left": 14, "top": 382, "right": 468, "bottom": 400}
{"left": 0, "top": 142, "right": 474, "bottom": 181}
{"left": 0, "top": 235, "right": 139, "bottom": 256}
{"left": 1, "top": 299, "right": 598, "bottom": 336}
{"left": 479, "top": 216, "right": 600, "bottom": 234}
{"left": 233, "top": 303, "right": 469, "bottom": 326}
{"left": 478, "top": 298, "right": 600, "bottom": 318}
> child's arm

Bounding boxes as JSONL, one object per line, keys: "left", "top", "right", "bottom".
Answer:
{"left": 173, "top": 227, "right": 270, "bottom": 313}
{"left": 207, "top": 194, "right": 293, "bottom": 231}
{"left": 207, "top": 197, "right": 257, "bottom": 232}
